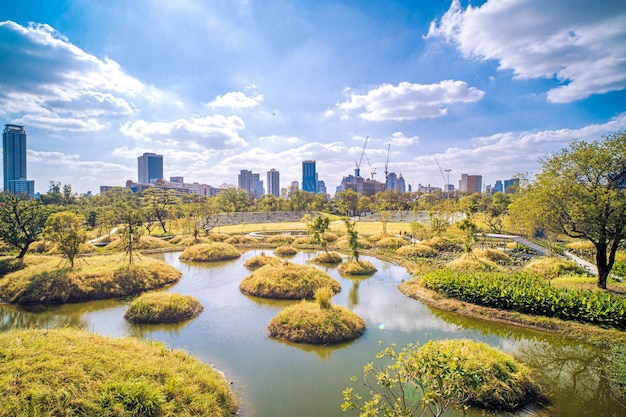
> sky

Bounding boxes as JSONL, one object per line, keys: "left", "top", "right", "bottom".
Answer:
{"left": 1, "top": 0, "right": 625, "bottom": 196}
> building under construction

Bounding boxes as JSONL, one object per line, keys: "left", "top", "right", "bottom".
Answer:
{"left": 335, "top": 136, "right": 386, "bottom": 196}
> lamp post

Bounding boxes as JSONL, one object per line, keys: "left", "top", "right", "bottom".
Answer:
{"left": 445, "top": 169, "right": 452, "bottom": 218}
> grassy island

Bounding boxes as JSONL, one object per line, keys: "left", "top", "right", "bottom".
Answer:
{"left": 179, "top": 242, "right": 241, "bottom": 262}
{"left": 239, "top": 263, "right": 340, "bottom": 299}
{"left": 0, "top": 255, "right": 181, "bottom": 305}
{"left": 0, "top": 328, "right": 238, "bottom": 417}
{"left": 243, "top": 253, "right": 281, "bottom": 269}
{"left": 337, "top": 259, "right": 377, "bottom": 276}
{"left": 310, "top": 251, "right": 343, "bottom": 264}
{"left": 274, "top": 245, "right": 297, "bottom": 256}
{"left": 125, "top": 292, "right": 204, "bottom": 323}
{"left": 268, "top": 300, "right": 365, "bottom": 344}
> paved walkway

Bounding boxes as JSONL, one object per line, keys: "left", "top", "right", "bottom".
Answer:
{"left": 483, "top": 233, "right": 599, "bottom": 275}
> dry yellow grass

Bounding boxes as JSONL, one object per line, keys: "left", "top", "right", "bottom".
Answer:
{"left": 179, "top": 242, "right": 241, "bottom": 262}
{"left": 446, "top": 254, "right": 500, "bottom": 273}
{"left": 265, "top": 235, "right": 296, "bottom": 245}
{"left": 243, "top": 253, "right": 282, "bottom": 269}
{"left": 107, "top": 235, "right": 173, "bottom": 251}
{"left": 125, "top": 292, "right": 204, "bottom": 323}
{"left": 224, "top": 235, "right": 259, "bottom": 245}
{"left": 474, "top": 248, "right": 511, "bottom": 264}
{"left": 274, "top": 245, "right": 297, "bottom": 257}
{"left": 522, "top": 257, "right": 587, "bottom": 279}
{"left": 0, "top": 255, "right": 181, "bottom": 305}
{"left": 310, "top": 251, "right": 343, "bottom": 264}
{"left": 396, "top": 244, "right": 437, "bottom": 258}
{"left": 338, "top": 260, "right": 377, "bottom": 276}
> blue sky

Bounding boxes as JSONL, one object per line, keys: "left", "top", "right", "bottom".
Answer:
{"left": 1, "top": 0, "right": 625, "bottom": 195}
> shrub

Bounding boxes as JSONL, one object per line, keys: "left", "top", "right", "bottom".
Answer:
{"left": 239, "top": 263, "right": 340, "bottom": 299}
{"left": 376, "top": 237, "right": 409, "bottom": 250}
{"left": 396, "top": 244, "right": 436, "bottom": 258}
{"left": 421, "top": 269, "right": 626, "bottom": 329}
{"left": 343, "top": 339, "right": 544, "bottom": 416}
{"left": 274, "top": 245, "right": 297, "bottom": 257}
{"left": 125, "top": 292, "right": 203, "bottom": 323}
{"left": 523, "top": 257, "right": 587, "bottom": 280}
{"left": 310, "top": 251, "right": 343, "bottom": 264}
{"left": 179, "top": 242, "right": 241, "bottom": 262}
{"left": 268, "top": 300, "right": 365, "bottom": 344}
{"left": 446, "top": 254, "right": 500, "bottom": 273}
{"left": 314, "top": 286, "right": 334, "bottom": 309}
{"left": 338, "top": 260, "right": 377, "bottom": 276}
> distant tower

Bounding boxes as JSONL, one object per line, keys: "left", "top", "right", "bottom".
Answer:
{"left": 302, "top": 160, "right": 318, "bottom": 193}
{"left": 239, "top": 169, "right": 264, "bottom": 198}
{"left": 3, "top": 124, "right": 34, "bottom": 197}
{"left": 267, "top": 168, "right": 280, "bottom": 197}
{"left": 138, "top": 152, "right": 163, "bottom": 184}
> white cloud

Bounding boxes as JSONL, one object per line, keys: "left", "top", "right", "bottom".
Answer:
{"left": 389, "top": 132, "right": 418, "bottom": 147}
{"left": 336, "top": 80, "right": 484, "bottom": 121}
{"left": 207, "top": 91, "right": 264, "bottom": 108}
{"left": 120, "top": 115, "right": 248, "bottom": 149}
{"left": 427, "top": 0, "right": 626, "bottom": 103}
{"left": 0, "top": 21, "right": 145, "bottom": 131}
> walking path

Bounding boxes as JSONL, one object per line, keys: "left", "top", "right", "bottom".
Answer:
{"left": 483, "top": 233, "right": 598, "bottom": 275}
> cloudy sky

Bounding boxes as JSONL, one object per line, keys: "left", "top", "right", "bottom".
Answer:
{"left": 2, "top": 0, "right": 625, "bottom": 195}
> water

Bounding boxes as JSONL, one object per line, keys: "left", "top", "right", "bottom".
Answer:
{"left": 1, "top": 250, "right": 623, "bottom": 417}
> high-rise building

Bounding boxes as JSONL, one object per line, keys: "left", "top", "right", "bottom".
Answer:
{"left": 267, "top": 168, "right": 280, "bottom": 197}
{"left": 459, "top": 173, "right": 482, "bottom": 194}
{"left": 302, "top": 160, "right": 317, "bottom": 193}
{"left": 3, "top": 124, "right": 34, "bottom": 197}
{"left": 504, "top": 178, "right": 520, "bottom": 193}
{"left": 138, "top": 152, "right": 163, "bottom": 184}
{"left": 238, "top": 169, "right": 264, "bottom": 198}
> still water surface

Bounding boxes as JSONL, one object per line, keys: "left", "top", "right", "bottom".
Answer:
{"left": 0, "top": 250, "right": 623, "bottom": 417}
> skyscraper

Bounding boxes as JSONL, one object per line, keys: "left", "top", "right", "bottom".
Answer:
{"left": 302, "top": 160, "right": 317, "bottom": 193}
{"left": 138, "top": 152, "right": 163, "bottom": 184}
{"left": 238, "top": 169, "right": 264, "bottom": 198}
{"left": 3, "top": 124, "right": 34, "bottom": 197}
{"left": 267, "top": 168, "right": 280, "bottom": 197}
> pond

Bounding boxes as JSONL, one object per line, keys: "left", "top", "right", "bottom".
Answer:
{"left": 0, "top": 250, "right": 623, "bottom": 417}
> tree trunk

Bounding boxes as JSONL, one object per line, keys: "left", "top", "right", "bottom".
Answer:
{"left": 16, "top": 245, "right": 28, "bottom": 259}
{"left": 596, "top": 242, "right": 608, "bottom": 289}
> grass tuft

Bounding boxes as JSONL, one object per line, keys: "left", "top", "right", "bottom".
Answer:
{"left": 274, "top": 245, "right": 297, "bottom": 257}
{"left": 243, "top": 253, "right": 282, "bottom": 269}
{"left": 338, "top": 260, "right": 377, "bottom": 276}
{"left": 125, "top": 292, "right": 204, "bottom": 323}
{"left": 179, "top": 242, "right": 241, "bottom": 262}
{"left": 310, "top": 251, "right": 343, "bottom": 264}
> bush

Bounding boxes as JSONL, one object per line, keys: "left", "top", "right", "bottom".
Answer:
{"left": 267, "top": 300, "right": 365, "bottom": 344}
{"left": 338, "top": 260, "right": 377, "bottom": 276}
{"left": 523, "top": 257, "right": 587, "bottom": 280}
{"left": 314, "top": 286, "right": 334, "bottom": 309}
{"left": 421, "top": 269, "right": 626, "bottom": 329}
{"left": 179, "top": 242, "right": 241, "bottom": 262}
{"left": 446, "top": 254, "right": 500, "bottom": 273}
{"left": 125, "top": 292, "right": 203, "bottom": 323}
{"left": 310, "top": 251, "right": 343, "bottom": 264}
{"left": 239, "top": 263, "right": 340, "bottom": 299}
{"left": 376, "top": 237, "right": 409, "bottom": 250}
{"left": 396, "top": 244, "right": 436, "bottom": 258}
{"left": 274, "top": 245, "right": 297, "bottom": 257}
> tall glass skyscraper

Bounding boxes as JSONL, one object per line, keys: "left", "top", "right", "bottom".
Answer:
{"left": 267, "top": 168, "right": 280, "bottom": 197}
{"left": 138, "top": 152, "right": 163, "bottom": 183}
{"left": 302, "top": 160, "right": 317, "bottom": 193}
{"left": 3, "top": 124, "right": 34, "bottom": 197}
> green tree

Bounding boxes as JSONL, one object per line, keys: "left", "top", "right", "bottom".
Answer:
{"left": 308, "top": 215, "right": 331, "bottom": 253}
{"left": 335, "top": 189, "right": 359, "bottom": 216}
{"left": 458, "top": 218, "right": 477, "bottom": 255}
{"left": 0, "top": 193, "right": 51, "bottom": 259}
{"left": 483, "top": 192, "right": 511, "bottom": 234}
{"left": 115, "top": 197, "right": 144, "bottom": 264}
{"left": 141, "top": 187, "right": 180, "bottom": 234}
{"left": 45, "top": 211, "right": 87, "bottom": 268}
{"left": 511, "top": 132, "right": 626, "bottom": 289}
{"left": 343, "top": 217, "right": 360, "bottom": 261}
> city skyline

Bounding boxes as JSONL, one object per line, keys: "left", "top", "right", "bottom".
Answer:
{"left": 1, "top": 1, "right": 625, "bottom": 195}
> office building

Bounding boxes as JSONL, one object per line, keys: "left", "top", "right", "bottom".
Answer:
{"left": 459, "top": 173, "right": 482, "bottom": 194}
{"left": 238, "top": 169, "right": 264, "bottom": 198}
{"left": 504, "top": 178, "right": 520, "bottom": 193}
{"left": 3, "top": 124, "right": 34, "bottom": 197}
{"left": 302, "top": 160, "right": 317, "bottom": 193}
{"left": 138, "top": 152, "right": 163, "bottom": 184}
{"left": 267, "top": 169, "right": 280, "bottom": 197}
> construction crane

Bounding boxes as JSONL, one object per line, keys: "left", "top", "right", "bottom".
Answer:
{"left": 364, "top": 152, "right": 376, "bottom": 180}
{"left": 434, "top": 156, "right": 448, "bottom": 189}
{"left": 354, "top": 136, "right": 369, "bottom": 178}
{"left": 384, "top": 143, "right": 390, "bottom": 182}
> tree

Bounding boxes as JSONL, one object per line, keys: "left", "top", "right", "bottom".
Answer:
{"left": 511, "top": 132, "right": 626, "bottom": 289}
{"left": 115, "top": 197, "right": 144, "bottom": 264}
{"left": 0, "top": 193, "right": 51, "bottom": 259}
{"left": 45, "top": 211, "right": 87, "bottom": 268}
{"left": 308, "top": 215, "right": 331, "bottom": 253}
{"left": 141, "top": 187, "right": 180, "bottom": 234}
{"left": 343, "top": 217, "right": 360, "bottom": 262}
{"left": 335, "top": 189, "right": 359, "bottom": 216}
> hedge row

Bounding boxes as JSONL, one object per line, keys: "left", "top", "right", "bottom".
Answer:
{"left": 421, "top": 270, "right": 626, "bottom": 329}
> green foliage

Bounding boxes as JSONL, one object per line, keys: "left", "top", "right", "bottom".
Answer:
{"left": 342, "top": 340, "right": 543, "bottom": 416}
{"left": 343, "top": 217, "right": 360, "bottom": 261}
{"left": 522, "top": 257, "right": 587, "bottom": 279}
{"left": 0, "top": 193, "right": 52, "bottom": 258}
{"left": 314, "top": 286, "right": 334, "bottom": 309}
{"left": 458, "top": 218, "right": 478, "bottom": 254}
{"left": 429, "top": 213, "right": 450, "bottom": 236}
{"left": 308, "top": 215, "right": 331, "bottom": 252}
{"left": 45, "top": 211, "right": 88, "bottom": 268}
{"left": 421, "top": 270, "right": 626, "bottom": 329}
